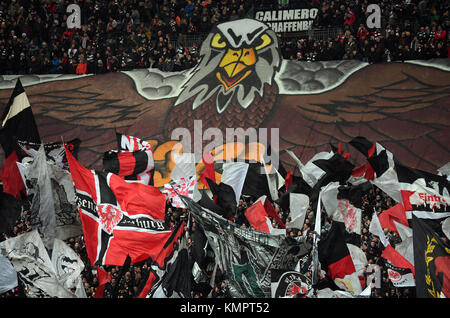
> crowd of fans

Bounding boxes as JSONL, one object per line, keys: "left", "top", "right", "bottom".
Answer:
{"left": 1, "top": 179, "right": 417, "bottom": 299}
{"left": 0, "top": 0, "right": 448, "bottom": 76}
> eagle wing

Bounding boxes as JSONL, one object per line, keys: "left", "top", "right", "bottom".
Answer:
{"left": 267, "top": 62, "right": 450, "bottom": 172}
{"left": 0, "top": 73, "right": 173, "bottom": 170}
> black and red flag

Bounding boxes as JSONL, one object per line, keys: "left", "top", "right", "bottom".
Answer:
{"left": 65, "top": 144, "right": 172, "bottom": 266}
{"left": 349, "top": 136, "right": 450, "bottom": 213}
{"left": 318, "top": 220, "right": 361, "bottom": 293}
{"left": 412, "top": 214, "right": 450, "bottom": 298}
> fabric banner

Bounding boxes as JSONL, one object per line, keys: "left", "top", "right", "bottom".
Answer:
{"left": 151, "top": 226, "right": 191, "bottom": 298}
{"left": 170, "top": 153, "right": 200, "bottom": 201}
{"left": 115, "top": 132, "right": 154, "bottom": 184}
{"left": 21, "top": 145, "right": 57, "bottom": 251}
{"left": 318, "top": 221, "right": 361, "bottom": 295}
{"left": 17, "top": 138, "right": 80, "bottom": 169}
{"left": 0, "top": 78, "right": 40, "bottom": 158}
{"left": 254, "top": 8, "right": 319, "bottom": 33}
{"left": 182, "top": 195, "right": 311, "bottom": 298}
{"left": 270, "top": 269, "right": 311, "bottom": 298}
{"left": 336, "top": 199, "right": 362, "bottom": 235}
{"left": 137, "top": 223, "right": 186, "bottom": 298}
{"left": 369, "top": 211, "right": 390, "bottom": 247}
{"left": 221, "top": 162, "right": 249, "bottom": 205}
{"left": 0, "top": 230, "right": 75, "bottom": 298}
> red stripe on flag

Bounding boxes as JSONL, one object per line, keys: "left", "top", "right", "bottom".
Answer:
{"left": 381, "top": 245, "right": 415, "bottom": 276}
{"left": 328, "top": 254, "right": 356, "bottom": 280}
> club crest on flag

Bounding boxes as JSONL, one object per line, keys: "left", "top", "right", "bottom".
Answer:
{"left": 97, "top": 204, "right": 124, "bottom": 235}
{"left": 387, "top": 268, "right": 402, "bottom": 283}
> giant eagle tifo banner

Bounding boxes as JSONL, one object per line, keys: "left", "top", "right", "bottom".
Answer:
{"left": 181, "top": 195, "right": 311, "bottom": 298}
{"left": 64, "top": 144, "right": 172, "bottom": 266}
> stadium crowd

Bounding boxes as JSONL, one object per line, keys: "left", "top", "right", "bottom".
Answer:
{"left": 0, "top": 0, "right": 447, "bottom": 299}
{"left": 1, "top": 180, "right": 416, "bottom": 298}
{"left": 0, "top": 0, "right": 448, "bottom": 75}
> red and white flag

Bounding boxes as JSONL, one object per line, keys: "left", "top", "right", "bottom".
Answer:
{"left": 65, "top": 145, "right": 171, "bottom": 266}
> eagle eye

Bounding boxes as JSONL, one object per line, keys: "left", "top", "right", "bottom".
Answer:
{"left": 211, "top": 33, "right": 226, "bottom": 49}
{"left": 255, "top": 33, "right": 271, "bottom": 51}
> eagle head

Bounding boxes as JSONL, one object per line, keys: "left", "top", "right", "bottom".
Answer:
{"left": 164, "top": 19, "right": 282, "bottom": 139}
{"left": 175, "top": 18, "right": 282, "bottom": 113}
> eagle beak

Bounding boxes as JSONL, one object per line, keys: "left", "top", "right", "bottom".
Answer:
{"left": 216, "top": 47, "right": 256, "bottom": 91}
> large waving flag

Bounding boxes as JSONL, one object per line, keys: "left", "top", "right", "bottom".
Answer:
{"left": 103, "top": 133, "right": 154, "bottom": 185}
{"left": 0, "top": 79, "right": 40, "bottom": 200}
{"left": 181, "top": 195, "right": 311, "bottom": 298}
{"left": 65, "top": 144, "right": 171, "bottom": 266}
{"left": 163, "top": 175, "right": 196, "bottom": 208}
{"left": 244, "top": 200, "right": 271, "bottom": 233}
{"left": 318, "top": 220, "right": 362, "bottom": 295}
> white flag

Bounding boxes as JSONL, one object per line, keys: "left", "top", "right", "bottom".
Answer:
{"left": 287, "top": 193, "right": 309, "bottom": 230}
{"left": 320, "top": 181, "right": 340, "bottom": 217}
{"left": 25, "top": 145, "right": 57, "bottom": 250}
{"left": 392, "top": 220, "right": 414, "bottom": 266}
{"left": 337, "top": 200, "right": 362, "bottom": 235}
{"left": 1, "top": 230, "right": 75, "bottom": 298}
{"left": 347, "top": 243, "right": 368, "bottom": 276}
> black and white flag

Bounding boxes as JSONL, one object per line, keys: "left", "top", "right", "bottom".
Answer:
{"left": 0, "top": 230, "right": 75, "bottom": 298}
{"left": 181, "top": 195, "right": 311, "bottom": 298}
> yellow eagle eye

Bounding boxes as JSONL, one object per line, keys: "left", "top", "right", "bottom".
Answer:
{"left": 255, "top": 33, "right": 271, "bottom": 50}
{"left": 211, "top": 33, "right": 226, "bottom": 48}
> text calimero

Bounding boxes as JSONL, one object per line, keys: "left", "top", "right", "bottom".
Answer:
{"left": 255, "top": 9, "right": 319, "bottom": 33}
